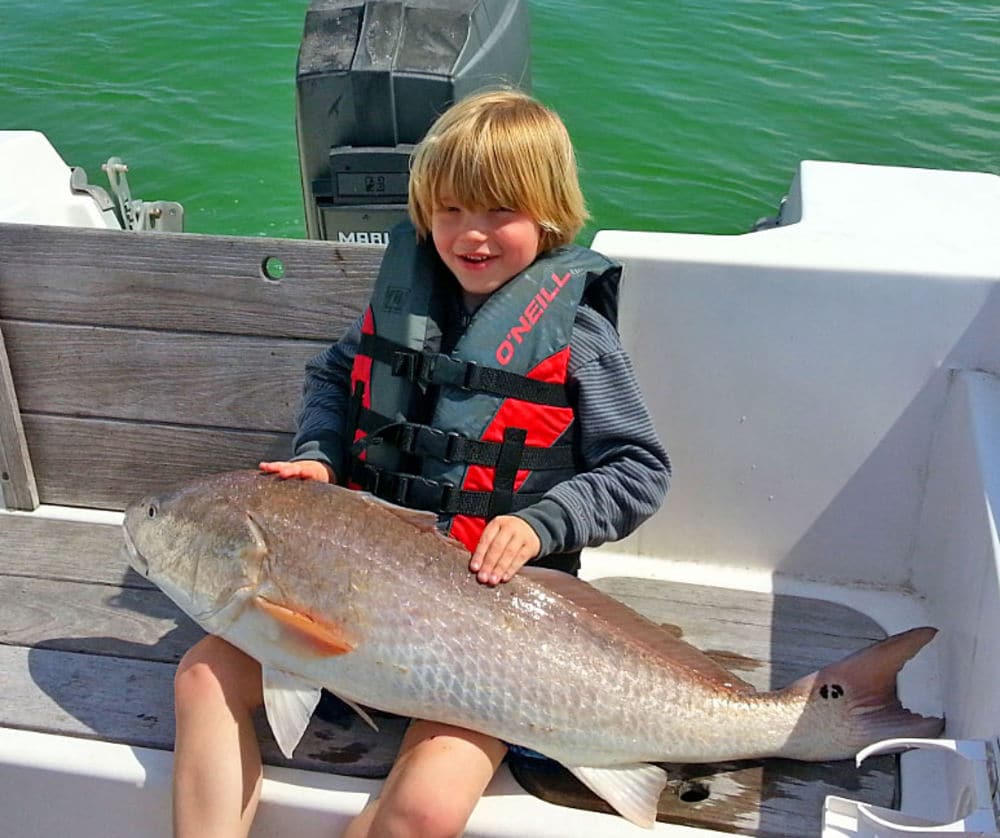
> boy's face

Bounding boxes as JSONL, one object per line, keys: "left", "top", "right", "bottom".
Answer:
{"left": 431, "top": 199, "right": 541, "bottom": 305}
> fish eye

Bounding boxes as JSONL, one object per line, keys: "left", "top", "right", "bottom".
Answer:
{"left": 147, "top": 504, "right": 158, "bottom": 519}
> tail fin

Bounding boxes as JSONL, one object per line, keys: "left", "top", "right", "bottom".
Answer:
{"left": 779, "top": 627, "right": 944, "bottom": 761}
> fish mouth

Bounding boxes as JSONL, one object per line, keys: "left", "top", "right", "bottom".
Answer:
{"left": 122, "top": 527, "right": 148, "bottom": 578}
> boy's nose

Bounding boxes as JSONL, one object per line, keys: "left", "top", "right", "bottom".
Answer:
{"left": 458, "top": 224, "right": 489, "bottom": 244}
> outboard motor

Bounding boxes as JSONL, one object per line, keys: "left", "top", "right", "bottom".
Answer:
{"left": 295, "top": 0, "right": 531, "bottom": 244}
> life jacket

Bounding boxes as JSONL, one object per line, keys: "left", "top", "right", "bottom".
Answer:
{"left": 344, "top": 222, "right": 621, "bottom": 569}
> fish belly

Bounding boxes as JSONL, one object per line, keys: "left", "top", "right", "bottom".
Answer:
{"left": 224, "top": 571, "right": 778, "bottom": 767}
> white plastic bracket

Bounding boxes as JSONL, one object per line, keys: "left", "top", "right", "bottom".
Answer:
{"left": 823, "top": 738, "right": 1000, "bottom": 836}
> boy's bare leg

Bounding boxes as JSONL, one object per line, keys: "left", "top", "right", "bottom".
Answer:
{"left": 173, "top": 635, "right": 265, "bottom": 838}
{"left": 343, "top": 719, "right": 507, "bottom": 838}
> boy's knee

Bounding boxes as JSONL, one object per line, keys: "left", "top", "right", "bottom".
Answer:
{"left": 174, "top": 636, "right": 261, "bottom": 712}
{"left": 377, "top": 794, "right": 470, "bottom": 838}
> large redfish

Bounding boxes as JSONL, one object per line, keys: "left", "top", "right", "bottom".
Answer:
{"left": 122, "top": 470, "right": 943, "bottom": 828}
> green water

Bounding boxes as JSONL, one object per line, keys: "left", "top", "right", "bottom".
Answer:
{"left": 2, "top": 1, "right": 998, "bottom": 240}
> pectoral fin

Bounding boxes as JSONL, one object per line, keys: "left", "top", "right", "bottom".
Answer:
{"left": 567, "top": 763, "right": 666, "bottom": 829}
{"left": 262, "top": 667, "right": 322, "bottom": 758}
{"left": 253, "top": 596, "right": 356, "bottom": 657}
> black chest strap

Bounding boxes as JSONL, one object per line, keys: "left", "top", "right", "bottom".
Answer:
{"left": 359, "top": 332, "right": 570, "bottom": 408}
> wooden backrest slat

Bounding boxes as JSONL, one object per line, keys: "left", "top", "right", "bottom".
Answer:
{"left": 3, "top": 321, "right": 328, "bottom": 432}
{"left": 23, "top": 415, "right": 293, "bottom": 509}
{"left": 0, "top": 223, "right": 375, "bottom": 510}
{"left": 0, "top": 223, "right": 377, "bottom": 340}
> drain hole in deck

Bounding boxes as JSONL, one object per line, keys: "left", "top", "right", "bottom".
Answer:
{"left": 678, "top": 781, "right": 710, "bottom": 803}
{"left": 261, "top": 256, "right": 285, "bottom": 281}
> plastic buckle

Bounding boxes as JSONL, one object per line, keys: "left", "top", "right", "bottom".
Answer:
{"left": 461, "top": 361, "right": 482, "bottom": 390}
{"left": 396, "top": 424, "right": 417, "bottom": 454}
{"left": 410, "top": 427, "right": 439, "bottom": 460}
{"left": 391, "top": 350, "right": 422, "bottom": 381}
{"left": 422, "top": 429, "right": 464, "bottom": 462}
{"left": 438, "top": 482, "right": 457, "bottom": 513}
{"left": 443, "top": 431, "right": 463, "bottom": 461}
{"left": 416, "top": 352, "right": 437, "bottom": 389}
{"left": 421, "top": 354, "right": 476, "bottom": 390}
{"left": 390, "top": 350, "right": 439, "bottom": 391}
{"left": 391, "top": 474, "right": 410, "bottom": 506}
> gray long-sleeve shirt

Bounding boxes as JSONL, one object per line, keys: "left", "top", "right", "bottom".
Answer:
{"left": 293, "top": 305, "right": 670, "bottom": 558}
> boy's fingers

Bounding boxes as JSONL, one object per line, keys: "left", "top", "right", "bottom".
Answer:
{"left": 470, "top": 517, "right": 541, "bottom": 585}
{"left": 470, "top": 519, "right": 502, "bottom": 571}
{"left": 477, "top": 536, "right": 513, "bottom": 584}
{"left": 259, "top": 460, "right": 331, "bottom": 482}
{"left": 501, "top": 552, "right": 531, "bottom": 582}
{"left": 260, "top": 461, "right": 297, "bottom": 474}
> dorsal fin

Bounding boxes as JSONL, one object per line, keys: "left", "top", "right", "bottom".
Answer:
{"left": 357, "top": 492, "right": 469, "bottom": 550}
{"left": 358, "top": 492, "right": 440, "bottom": 532}
{"left": 521, "top": 568, "right": 755, "bottom": 693}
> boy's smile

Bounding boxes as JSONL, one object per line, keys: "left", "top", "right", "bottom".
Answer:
{"left": 431, "top": 200, "right": 542, "bottom": 306}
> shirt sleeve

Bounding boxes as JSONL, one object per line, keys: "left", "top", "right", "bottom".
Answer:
{"left": 513, "top": 307, "right": 671, "bottom": 556}
{"left": 291, "top": 315, "right": 363, "bottom": 481}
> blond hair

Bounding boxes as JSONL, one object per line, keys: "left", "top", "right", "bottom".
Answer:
{"left": 408, "top": 89, "right": 588, "bottom": 253}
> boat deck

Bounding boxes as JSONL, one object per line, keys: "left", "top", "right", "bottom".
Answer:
{"left": 1, "top": 509, "right": 899, "bottom": 836}
{"left": 0, "top": 220, "right": 917, "bottom": 835}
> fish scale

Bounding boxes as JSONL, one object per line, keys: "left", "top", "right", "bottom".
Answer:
{"left": 124, "top": 470, "right": 943, "bottom": 827}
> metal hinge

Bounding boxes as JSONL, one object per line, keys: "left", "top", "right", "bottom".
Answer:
{"left": 101, "top": 157, "right": 184, "bottom": 232}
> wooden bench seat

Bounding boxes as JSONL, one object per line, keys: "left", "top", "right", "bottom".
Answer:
{"left": 0, "top": 222, "right": 897, "bottom": 835}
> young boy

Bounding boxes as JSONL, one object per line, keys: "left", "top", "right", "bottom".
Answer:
{"left": 173, "top": 89, "right": 669, "bottom": 838}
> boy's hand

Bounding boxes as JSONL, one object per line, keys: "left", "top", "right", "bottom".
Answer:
{"left": 470, "top": 516, "right": 541, "bottom": 586}
{"left": 259, "top": 460, "right": 334, "bottom": 483}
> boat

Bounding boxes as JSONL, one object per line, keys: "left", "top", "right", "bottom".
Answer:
{"left": 1, "top": 2, "right": 998, "bottom": 835}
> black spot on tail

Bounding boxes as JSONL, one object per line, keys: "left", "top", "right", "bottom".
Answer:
{"left": 819, "top": 683, "right": 845, "bottom": 700}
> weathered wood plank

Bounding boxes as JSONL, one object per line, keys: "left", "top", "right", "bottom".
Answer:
{"left": 0, "top": 223, "right": 376, "bottom": 341}
{"left": 0, "top": 574, "right": 200, "bottom": 663}
{"left": 22, "top": 416, "right": 291, "bottom": 509}
{"left": 3, "top": 320, "right": 327, "bottom": 432}
{"left": 1, "top": 644, "right": 177, "bottom": 750}
{"left": 595, "top": 577, "right": 883, "bottom": 640}
{"left": 0, "top": 322, "right": 39, "bottom": 511}
{"left": 0, "top": 645, "right": 405, "bottom": 777}
{"left": 592, "top": 577, "right": 885, "bottom": 688}
{"left": 0, "top": 514, "right": 135, "bottom": 587}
